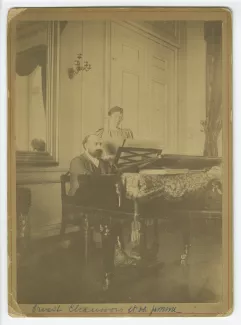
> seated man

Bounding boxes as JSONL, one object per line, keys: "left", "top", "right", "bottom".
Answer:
{"left": 68, "top": 134, "right": 136, "bottom": 289}
{"left": 68, "top": 134, "right": 117, "bottom": 207}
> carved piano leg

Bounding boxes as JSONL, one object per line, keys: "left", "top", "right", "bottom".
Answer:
{"left": 140, "top": 217, "right": 147, "bottom": 260}
{"left": 130, "top": 200, "right": 142, "bottom": 258}
{"left": 100, "top": 218, "right": 116, "bottom": 291}
{"left": 60, "top": 205, "right": 68, "bottom": 239}
{"left": 130, "top": 200, "right": 158, "bottom": 265}
{"left": 83, "top": 214, "right": 89, "bottom": 266}
{"left": 16, "top": 187, "right": 31, "bottom": 264}
{"left": 18, "top": 212, "right": 31, "bottom": 263}
{"left": 180, "top": 212, "right": 191, "bottom": 267}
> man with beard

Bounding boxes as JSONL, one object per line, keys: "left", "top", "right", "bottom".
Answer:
{"left": 68, "top": 134, "right": 136, "bottom": 290}
{"left": 68, "top": 134, "right": 113, "bottom": 204}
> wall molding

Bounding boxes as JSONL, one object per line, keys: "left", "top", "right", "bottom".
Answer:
{"left": 103, "top": 21, "right": 111, "bottom": 128}
{"left": 80, "top": 21, "right": 84, "bottom": 144}
{"left": 176, "top": 22, "right": 188, "bottom": 154}
{"left": 16, "top": 167, "right": 68, "bottom": 185}
{"left": 122, "top": 20, "right": 180, "bottom": 49}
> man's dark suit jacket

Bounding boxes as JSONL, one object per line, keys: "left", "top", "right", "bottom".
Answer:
{"left": 68, "top": 152, "right": 118, "bottom": 207}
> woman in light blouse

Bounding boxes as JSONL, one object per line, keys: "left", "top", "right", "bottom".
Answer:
{"left": 96, "top": 106, "right": 134, "bottom": 161}
{"left": 94, "top": 106, "right": 137, "bottom": 265}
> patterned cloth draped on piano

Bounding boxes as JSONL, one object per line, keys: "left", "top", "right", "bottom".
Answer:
{"left": 122, "top": 166, "right": 222, "bottom": 210}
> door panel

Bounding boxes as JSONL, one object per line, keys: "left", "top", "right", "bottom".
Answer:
{"left": 110, "top": 22, "right": 177, "bottom": 150}
{"left": 121, "top": 71, "right": 140, "bottom": 133}
{"left": 150, "top": 80, "right": 167, "bottom": 141}
{"left": 111, "top": 22, "right": 147, "bottom": 136}
{"left": 148, "top": 41, "right": 176, "bottom": 151}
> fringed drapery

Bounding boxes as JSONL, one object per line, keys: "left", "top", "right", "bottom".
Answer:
{"left": 16, "top": 44, "right": 47, "bottom": 111}
{"left": 202, "top": 22, "right": 222, "bottom": 157}
{"left": 15, "top": 21, "right": 68, "bottom": 112}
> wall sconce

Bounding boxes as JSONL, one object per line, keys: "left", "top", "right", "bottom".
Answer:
{"left": 68, "top": 53, "right": 91, "bottom": 79}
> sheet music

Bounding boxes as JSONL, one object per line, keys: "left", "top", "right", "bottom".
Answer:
{"left": 123, "top": 138, "right": 164, "bottom": 150}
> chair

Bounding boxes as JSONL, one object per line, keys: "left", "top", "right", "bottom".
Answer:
{"left": 60, "top": 171, "right": 72, "bottom": 237}
{"left": 60, "top": 171, "right": 92, "bottom": 265}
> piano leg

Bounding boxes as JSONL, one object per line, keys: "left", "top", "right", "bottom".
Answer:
{"left": 130, "top": 200, "right": 144, "bottom": 258}
{"left": 139, "top": 217, "right": 162, "bottom": 268}
{"left": 180, "top": 212, "right": 191, "bottom": 267}
{"left": 151, "top": 218, "right": 159, "bottom": 259}
{"left": 140, "top": 217, "right": 147, "bottom": 259}
{"left": 134, "top": 201, "right": 157, "bottom": 265}
{"left": 83, "top": 214, "right": 89, "bottom": 266}
{"left": 100, "top": 218, "right": 116, "bottom": 291}
{"left": 134, "top": 200, "right": 159, "bottom": 264}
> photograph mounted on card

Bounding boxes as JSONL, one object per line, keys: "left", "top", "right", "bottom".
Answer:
{"left": 8, "top": 7, "right": 232, "bottom": 318}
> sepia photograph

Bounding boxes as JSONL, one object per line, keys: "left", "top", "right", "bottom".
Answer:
{"left": 8, "top": 7, "right": 232, "bottom": 317}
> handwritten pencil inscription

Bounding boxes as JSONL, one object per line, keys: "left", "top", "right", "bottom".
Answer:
{"left": 31, "top": 303, "right": 177, "bottom": 315}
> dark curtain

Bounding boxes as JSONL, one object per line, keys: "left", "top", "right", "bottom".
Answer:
{"left": 16, "top": 21, "right": 68, "bottom": 112}
{"left": 203, "top": 21, "right": 222, "bottom": 157}
{"left": 16, "top": 44, "right": 47, "bottom": 110}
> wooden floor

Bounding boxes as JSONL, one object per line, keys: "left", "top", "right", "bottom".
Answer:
{"left": 17, "top": 219, "right": 222, "bottom": 304}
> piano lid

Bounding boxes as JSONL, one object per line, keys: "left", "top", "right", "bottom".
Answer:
{"left": 112, "top": 138, "right": 222, "bottom": 172}
{"left": 152, "top": 154, "right": 222, "bottom": 170}
{"left": 113, "top": 138, "right": 163, "bottom": 170}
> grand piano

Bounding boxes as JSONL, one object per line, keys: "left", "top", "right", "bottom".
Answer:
{"left": 62, "top": 139, "right": 222, "bottom": 290}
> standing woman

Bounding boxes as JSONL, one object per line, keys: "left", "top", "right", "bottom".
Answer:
{"left": 96, "top": 106, "right": 134, "bottom": 160}
{"left": 94, "top": 106, "right": 137, "bottom": 265}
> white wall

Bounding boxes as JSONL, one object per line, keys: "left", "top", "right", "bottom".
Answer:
{"left": 17, "top": 21, "right": 107, "bottom": 236}
{"left": 17, "top": 21, "right": 208, "bottom": 239}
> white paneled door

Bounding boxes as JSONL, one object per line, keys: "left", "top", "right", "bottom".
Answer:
{"left": 110, "top": 22, "right": 177, "bottom": 152}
